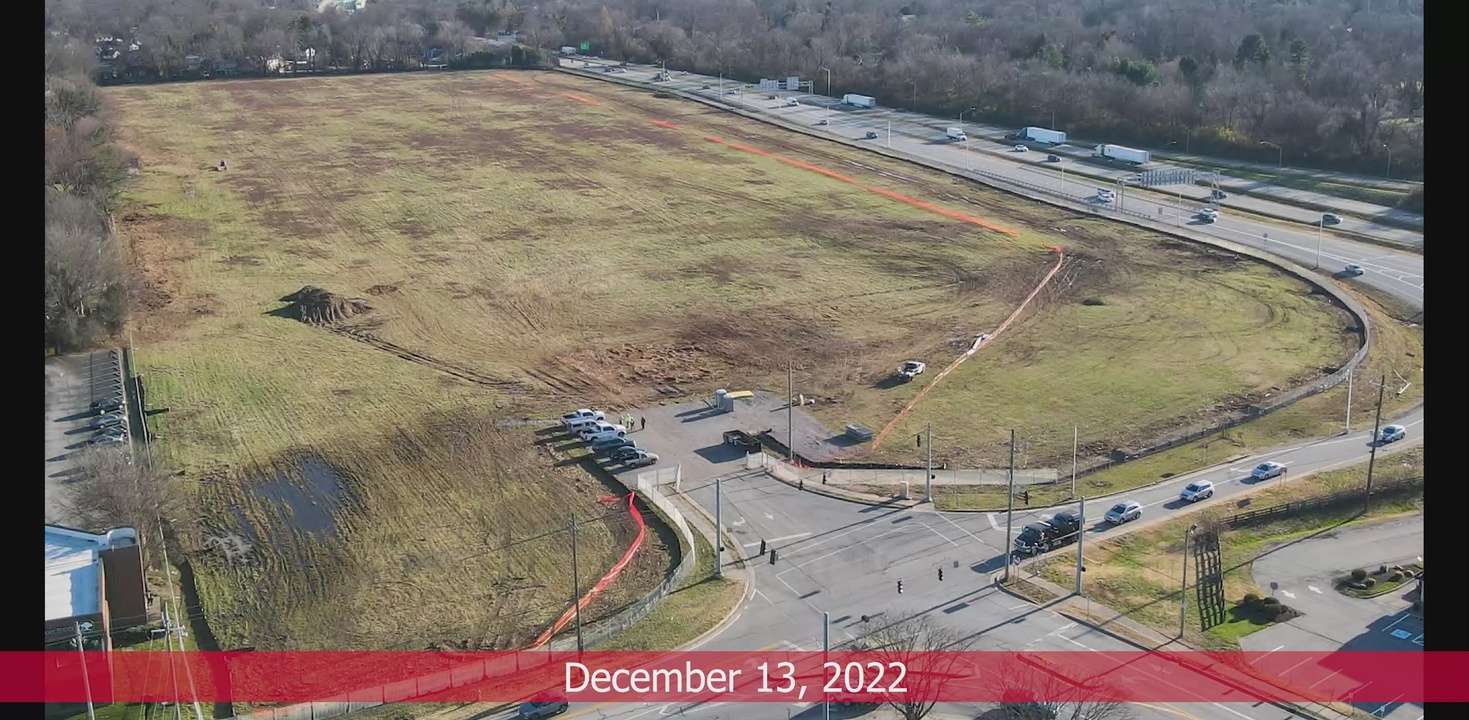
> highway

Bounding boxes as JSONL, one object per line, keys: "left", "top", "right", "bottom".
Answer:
{"left": 484, "top": 62, "right": 1429, "bottom": 720}
{"left": 567, "top": 60, "right": 1422, "bottom": 245}
{"left": 563, "top": 61, "right": 1424, "bottom": 308}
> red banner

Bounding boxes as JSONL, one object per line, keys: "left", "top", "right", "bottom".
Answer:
{"left": 15, "top": 651, "right": 1465, "bottom": 704}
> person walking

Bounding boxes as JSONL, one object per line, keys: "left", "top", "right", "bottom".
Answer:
{"left": 640, "top": 416, "right": 647, "bottom": 431}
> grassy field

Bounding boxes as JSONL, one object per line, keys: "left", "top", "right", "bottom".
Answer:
{"left": 1038, "top": 447, "right": 1423, "bottom": 650}
{"left": 106, "top": 70, "right": 1353, "bottom": 652}
{"left": 928, "top": 279, "right": 1422, "bottom": 510}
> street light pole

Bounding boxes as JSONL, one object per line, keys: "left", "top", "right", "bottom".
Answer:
{"left": 820, "top": 67, "right": 831, "bottom": 97}
{"left": 1364, "top": 375, "right": 1386, "bottom": 514}
{"left": 570, "top": 513, "right": 584, "bottom": 658}
{"left": 1070, "top": 426, "right": 1078, "bottom": 498}
{"left": 1261, "top": 140, "right": 1282, "bottom": 167}
{"left": 1003, "top": 429, "right": 1016, "bottom": 583}
{"left": 1075, "top": 495, "right": 1086, "bottom": 595}
{"left": 1180, "top": 524, "right": 1197, "bottom": 638}
{"left": 1383, "top": 143, "right": 1393, "bottom": 179}
{"left": 1315, "top": 219, "right": 1323, "bottom": 269}
{"left": 909, "top": 81, "right": 917, "bottom": 111}
{"left": 714, "top": 476, "right": 724, "bottom": 579}
{"left": 925, "top": 421, "right": 933, "bottom": 503}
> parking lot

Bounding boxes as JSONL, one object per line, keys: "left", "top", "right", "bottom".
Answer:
{"left": 549, "top": 391, "right": 851, "bottom": 490}
{"left": 44, "top": 349, "right": 131, "bottom": 524}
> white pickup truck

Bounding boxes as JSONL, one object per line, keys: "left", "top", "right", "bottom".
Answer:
{"left": 898, "top": 361, "right": 926, "bottom": 381}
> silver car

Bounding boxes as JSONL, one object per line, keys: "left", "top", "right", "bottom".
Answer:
{"left": 517, "top": 699, "right": 569, "bottom": 719}
{"left": 1104, "top": 501, "right": 1141, "bottom": 524}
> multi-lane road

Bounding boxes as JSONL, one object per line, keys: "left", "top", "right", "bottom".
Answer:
{"left": 475, "top": 61, "right": 1429, "bottom": 720}
{"left": 564, "top": 61, "right": 1424, "bottom": 308}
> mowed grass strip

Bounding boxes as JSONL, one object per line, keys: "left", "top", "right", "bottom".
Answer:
{"left": 1038, "top": 446, "right": 1423, "bottom": 650}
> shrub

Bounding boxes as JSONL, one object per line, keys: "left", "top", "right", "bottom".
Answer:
{"left": 1389, "top": 571, "right": 1405, "bottom": 582}
{"left": 1378, "top": 565, "right": 1388, "bottom": 575}
{"left": 1351, "top": 568, "right": 1368, "bottom": 581}
{"left": 1262, "top": 603, "right": 1284, "bottom": 618}
{"left": 1363, "top": 578, "right": 1376, "bottom": 587}
{"left": 1261, "top": 596, "right": 1281, "bottom": 609}
{"left": 1242, "top": 593, "right": 1261, "bottom": 606}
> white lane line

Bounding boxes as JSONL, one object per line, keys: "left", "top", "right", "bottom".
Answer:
{"left": 1383, "top": 612, "right": 1411, "bottom": 632}
{"left": 1265, "top": 645, "right": 1286, "bottom": 655}
{"left": 1211, "top": 703, "right": 1259, "bottom": 720}
{"left": 1307, "top": 669, "right": 1342, "bottom": 689}
{"left": 780, "top": 525, "right": 912, "bottom": 573}
{"left": 920, "top": 520, "right": 960, "bottom": 547}
{"left": 742, "top": 532, "right": 813, "bottom": 548}
{"left": 1308, "top": 586, "right": 1322, "bottom": 594}
{"left": 936, "top": 512, "right": 998, "bottom": 551}
{"left": 988, "top": 513, "right": 1001, "bottom": 530}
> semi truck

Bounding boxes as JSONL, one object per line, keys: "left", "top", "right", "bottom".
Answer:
{"left": 1013, "top": 511, "right": 1084, "bottom": 556}
{"left": 1019, "top": 127, "right": 1066, "bottom": 145}
{"left": 842, "top": 94, "right": 877, "bottom": 108}
{"left": 1092, "top": 144, "right": 1150, "bottom": 165}
{"left": 559, "top": 46, "right": 577, "bottom": 56}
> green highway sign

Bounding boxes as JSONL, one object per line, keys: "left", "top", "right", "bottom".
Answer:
{"left": 580, "top": 42, "right": 590, "bottom": 50}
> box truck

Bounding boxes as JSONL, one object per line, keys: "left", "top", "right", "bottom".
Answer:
{"left": 1020, "top": 127, "right": 1066, "bottom": 145}
{"left": 1092, "top": 144, "right": 1150, "bottom": 165}
{"left": 946, "top": 127, "right": 967, "bottom": 141}
{"left": 559, "top": 46, "right": 577, "bottom": 56}
{"left": 842, "top": 94, "right": 876, "bottom": 108}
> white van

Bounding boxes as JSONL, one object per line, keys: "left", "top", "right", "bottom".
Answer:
{"left": 946, "top": 127, "right": 967, "bottom": 141}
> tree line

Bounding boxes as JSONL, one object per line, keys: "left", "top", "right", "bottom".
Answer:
{"left": 46, "top": 35, "right": 135, "bottom": 353}
{"left": 45, "top": 0, "right": 1422, "bottom": 180}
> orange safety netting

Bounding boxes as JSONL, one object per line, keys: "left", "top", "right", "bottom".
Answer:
{"left": 528, "top": 493, "right": 647, "bottom": 649}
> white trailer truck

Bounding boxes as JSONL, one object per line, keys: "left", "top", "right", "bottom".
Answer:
{"left": 1092, "top": 144, "right": 1150, "bottom": 165}
{"left": 842, "top": 94, "right": 877, "bottom": 108}
{"left": 559, "top": 46, "right": 577, "bottom": 56}
{"left": 1020, "top": 127, "right": 1066, "bottom": 145}
{"left": 946, "top": 127, "right": 967, "bottom": 141}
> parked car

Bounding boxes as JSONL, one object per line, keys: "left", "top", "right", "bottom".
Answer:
{"left": 623, "top": 450, "right": 660, "bottom": 468}
{"left": 1179, "top": 481, "right": 1215, "bottom": 503}
{"left": 609, "top": 445, "right": 644, "bottom": 463}
{"left": 97, "top": 424, "right": 128, "bottom": 437}
{"left": 1251, "top": 462, "right": 1287, "bottom": 481}
{"left": 89, "top": 433, "right": 126, "bottom": 446}
{"left": 1322, "top": 213, "right": 1341, "bottom": 225}
{"left": 560, "top": 409, "right": 604, "bottom": 428}
{"left": 1013, "top": 144, "right": 1028, "bottom": 152}
{"left": 1104, "top": 501, "right": 1142, "bottom": 525}
{"left": 591, "top": 436, "right": 636, "bottom": 453}
{"left": 517, "top": 696, "right": 569, "bottom": 719}
{"left": 564, "top": 416, "right": 606, "bottom": 433}
{"left": 1343, "top": 264, "right": 1365, "bottom": 277}
{"left": 90, "top": 414, "right": 126, "bottom": 430}
{"left": 1378, "top": 425, "right": 1407, "bottom": 444}
{"left": 92, "top": 397, "right": 123, "bottom": 412}
{"left": 579, "top": 422, "right": 627, "bottom": 442}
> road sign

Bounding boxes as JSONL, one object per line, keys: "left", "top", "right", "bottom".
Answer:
{"left": 786, "top": 76, "right": 800, "bottom": 90}
{"left": 579, "top": 42, "right": 590, "bottom": 51}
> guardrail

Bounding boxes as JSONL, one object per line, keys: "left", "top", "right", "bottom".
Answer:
{"left": 1223, "top": 476, "right": 1423, "bottom": 528}
{"left": 559, "top": 65, "right": 1374, "bottom": 485}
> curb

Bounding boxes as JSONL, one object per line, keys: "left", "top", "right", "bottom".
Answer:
{"left": 761, "top": 464, "right": 923, "bottom": 509}
{"left": 669, "top": 490, "right": 753, "bottom": 651}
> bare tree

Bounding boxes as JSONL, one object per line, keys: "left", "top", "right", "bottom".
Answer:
{"left": 858, "top": 615, "right": 977, "bottom": 720}
{"left": 994, "top": 654, "right": 1134, "bottom": 720}
{"left": 60, "top": 446, "right": 185, "bottom": 538}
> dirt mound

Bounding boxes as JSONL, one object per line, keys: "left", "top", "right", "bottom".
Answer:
{"left": 364, "top": 284, "right": 399, "bottom": 296}
{"left": 278, "top": 286, "right": 371, "bottom": 326}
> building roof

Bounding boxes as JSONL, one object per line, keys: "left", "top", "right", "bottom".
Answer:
{"left": 45, "top": 525, "right": 137, "bottom": 622}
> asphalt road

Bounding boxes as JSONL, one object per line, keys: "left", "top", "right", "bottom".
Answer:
{"left": 575, "top": 62, "right": 1422, "bottom": 244}
{"left": 568, "top": 63, "right": 1424, "bottom": 309}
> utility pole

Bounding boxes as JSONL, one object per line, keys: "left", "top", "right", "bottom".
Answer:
{"left": 1003, "top": 429, "right": 1016, "bottom": 582}
{"left": 823, "top": 612, "right": 831, "bottom": 720}
{"left": 1365, "top": 375, "right": 1386, "bottom": 514}
{"left": 570, "top": 513, "right": 584, "bottom": 657}
{"left": 887, "top": 120, "right": 892, "bottom": 149}
{"left": 1070, "top": 426, "right": 1078, "bottom": 499}
{"left": 715, "top": 476, "right": 724, "bottom": 579}
{"left": 925, "top": 422, "right": 934, "bottom": 503}
{"left": 76, "top": 621, "right": 96, "bottom": 720}
{"left": 1180, "top": 524, "right": 1196, "bottom": 638}
{"left": 820, "top": 67, "right": 831, "bottom": 97}
{"left": 1075, "top": 496, "right": 1086, "bottom": 595}
{"left": 1345, "top": 371, "right": 1354, "bottom": 433}
{"left": 787, "top": 363, "right": 795, "bottom": 463}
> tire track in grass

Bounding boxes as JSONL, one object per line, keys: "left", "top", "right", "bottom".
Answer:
{"left": 529, "top": 493, "right": 646, "bottom": 649}
{"left": 870, "top": 247, "right": 1067, "bottom": 450}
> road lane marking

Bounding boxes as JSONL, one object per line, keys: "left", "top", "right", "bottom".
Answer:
{"left": 780, "top": 525, "right": 913, "bottom": 572}
{"left": 919, "top": 520, "right": 960, "bottom": 547}
{"left": 1265, "top": 645, "right": 1286, "bottom": 655}
{"left": 1307, "top": 669, "right": 1342, "bottom": 689}
{"left": 1308, "top": 586, "right": 1322, "bottom": 594}
{"left": 1278, "top": 590, "right": 1295, "bottom": 599}
{"left": 742, "top": 532, "right": 812, "bottom": 548}
{"left": 937, "top": 511, "right": 998, "bottom": 551}
{"left": 1133, "top": 702, "right": 1206, "bottom": 720}
{"left": 1383, "top": 612, "right": 1411, "bottom": 632}
{"left": 1211, "top": 703, "right": 1259, "bottom": 720}
{"left": 988, "top": 513, "right": 1001, "bottom": 530}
